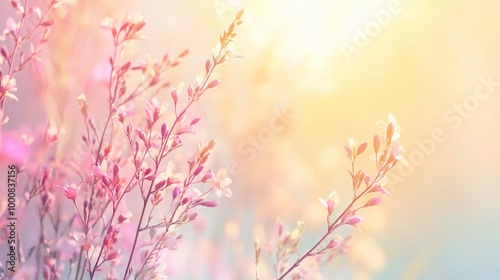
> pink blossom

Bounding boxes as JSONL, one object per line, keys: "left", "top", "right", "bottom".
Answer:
{"left": 145, "top": 98, "right": 167, "bottom": 128}
{"left": 206, "top": 79, "right": 221, "bottom": 89}
{"left": 5, "top": 17, "right": 18, "bottom": 35}
{"left": 100, "top": 17, "right": 114, "bottom": 30}
{"left": 0, "top": 131, "right": 30, "bottom": 164}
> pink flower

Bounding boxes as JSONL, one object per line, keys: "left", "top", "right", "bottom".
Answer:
{"left": 208, "top": 168, "right": 232, "bottom": 198}
{"left": 319, "top": 191, "right": 339, "bottom": 214}
{"left": 201, "top": 169, "right": 214, "bottom": 183}
{"left": 0, "top": 75, "right": 18, "bottom": 101}
{"left": 58, "top": 183, "right": 81, "bottom": 201}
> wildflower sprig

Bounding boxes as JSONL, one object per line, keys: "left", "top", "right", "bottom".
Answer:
{"left": 51, "top": 10, "right": 244, "bottom": 279}
{"left": 257, "top": 114, "right": 404, "bottom": 279}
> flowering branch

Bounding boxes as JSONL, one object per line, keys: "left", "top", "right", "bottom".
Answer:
{"left": 0, "top": 0, "right": 61, "bottom": 126}
{"left": 256, "top": 114, "right": 405, "bottom": 279}
{"left": 35, "top": 9, "right": 246, "bottom": 280}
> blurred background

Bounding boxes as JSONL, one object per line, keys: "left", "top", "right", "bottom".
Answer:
{"left": 2, "top": 0, "right": 500, "bottom": 279}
